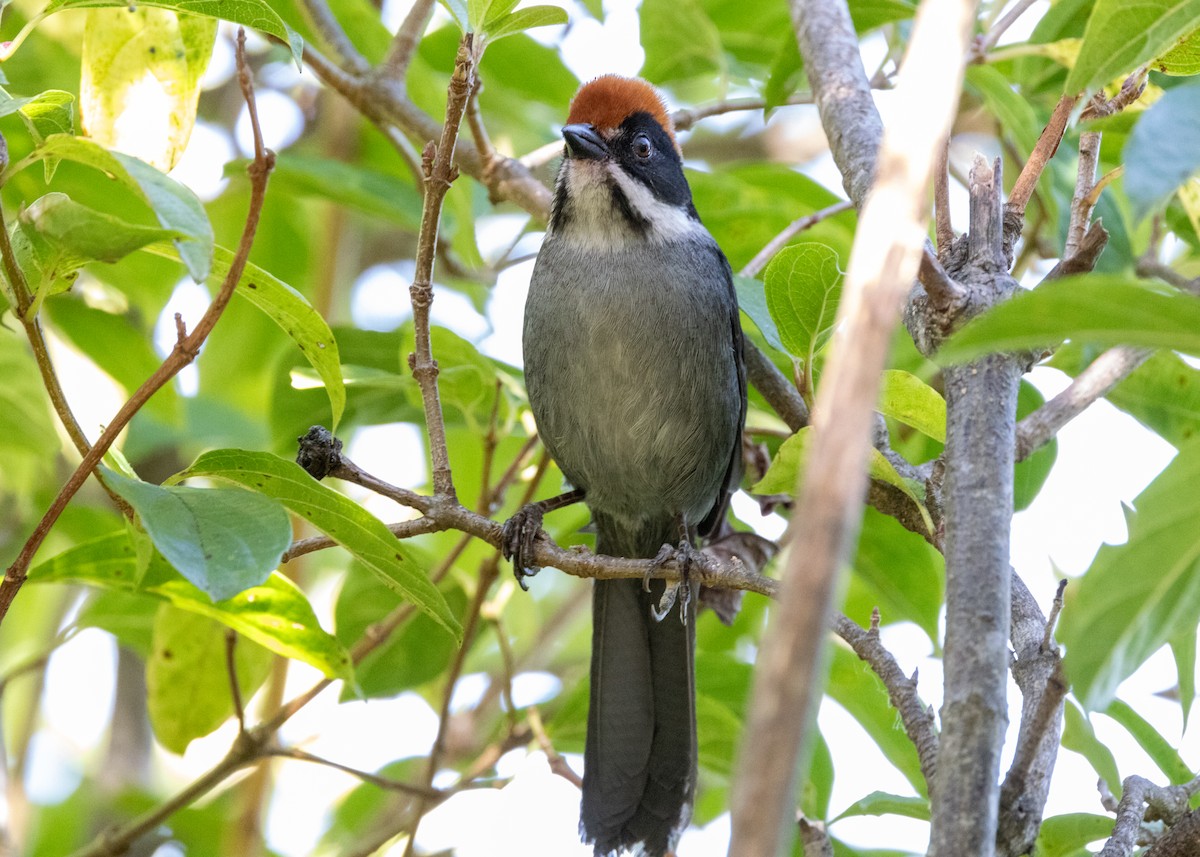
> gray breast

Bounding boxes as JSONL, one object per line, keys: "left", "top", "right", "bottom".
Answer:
{"left": 523, "top": 235, "right": 741, "bottom": 528}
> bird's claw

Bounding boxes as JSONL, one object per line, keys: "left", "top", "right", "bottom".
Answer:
{"left": 647, "top": 539, "right": 698, "bottom": 624}
{"left": 501, "top": 504, "right": 546, "bottom": 590}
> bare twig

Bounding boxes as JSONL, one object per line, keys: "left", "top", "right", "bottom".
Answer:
{"left": 295, "top": 0, "right": 367, "bottom": 73}
{"left": 528, "top": 706, "right": 581, "bottom": 788}
{"left": 266, "top": 747, "right": 444, "bottom": 799}
{"left": 1007, "top": 94, "right": 1079, "bottom": 219}
{"left": 1015, "top": 346, "right": 1151, "bottom": 462}
{"left": 225, "top": 630, "right": 247, "bottom": 734}
{"left": 740, "top": 200, "right": 856, "bottom": 278}
{"left": 729, "top": 1, "right": 975, "bottom": 854}
{"left": 797, "top": 817, "right": 835, "bottom": 857}
{"left": 997, "top": 575, "right": 1067, "bottom": 856}
{"left": 919, "top": 244, "right": 967, "bottom": 311}
{"left": 934, "top": 136, "right": 953, "bottom": 255}
{"left": 971, "top": 0, "right": 1040, "bottom": 59}
{"left": 407, "top": 36, "right": 479, "bottom": 502}
{"left": 0, "top": 30, "right": 275, "bottom": 628}
{"left": 833, "top": 610, "right": 938, "bottom": 790}
{"left": 927, "top": 157, "right": 1022, "bottom": 857}
{"left": 1066, "top": 132, "right": 1101, "bottom": 257}
{"left": 1098, "top": 773, "right": 1200, "bottom": 857}
{"left": 379, "top": 0, "right": 434, "bottom": 77}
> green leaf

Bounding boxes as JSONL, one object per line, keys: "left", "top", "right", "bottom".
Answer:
{"left": 1171, "top": 628, "right": 1196, "bottom": 727}
{"left": 101, "top": 466, "right": 293, "bottom": 602}
{"left": 17, "top": 89, "right": 74, "bottom": 145}
{"left": 1062, "top": 699, "right": 1122, "bottom": 794}
{"left": 177, "top": 449, "right": 462, "bottom": 641}
{"left": 754, "top": 427, "right": 932, "bottom": 533}
{"left": 0, "top": 332, "right": 58, "bottom": 495}
{"left": 1060, "top": 438, "right": 1200, "bottom": 710}
{"left": 878, "top": 370, "right": 946, "bottom": 443}
{"left": 1035, "top": 813, "right": 1116, "bottom": 857}
{"left": 13, "top": 194, "right": 183, "bottom": 298}
{"left": 144, "top": 241, "right": 346, "bottom": 428}
{"left": 1066, "top": 0, "right": 1200, "bottom": 94}
{"left": 734, "top": 274, "right": 786, "bottom": 353}
{"left": 484, "top": 5, "right": 566, "bottom": 40}
{"left": 849, "top": 507, "right": 944, "bottom": 642}
{"left": 941, "top": 276, "right": 1200, "bottom": 363}
{"left": 1104, "top": 698, "right": 1192, "bottom": 783}
{"left": 40, "top": 0, "right": 303, "bottom": 65}
{"left": 834, "top": 791, "right": 930, "bottom": 822}
{"left": 1157, "top": 26, "right": 1200, "bottom": 74}
{"left": 639, "top": 0, "right": 724, "bottom": 84}
{"left": 29, "top": 532, "right": 353, "bottom": 679}
{"left": 764, "top": 243, "right": 843, "bottom": 362}
{"left": 334, "top": 564, "right": 465, "bottom": 699}
{"left": 146, "top": 603, "right": 273, "bottom": 753}
{"left": 1124, "top": 80, "right": 1200, "bottom": 219}
{"left": 30, "top": 135, "right": 213, "bottom": 281}
{"left": 80, "top": 7, "right": 216, "bottom": 172}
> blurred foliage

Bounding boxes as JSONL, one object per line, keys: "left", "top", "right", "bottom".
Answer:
{"left": 1, "top": 0, "right": 1200, "bottom": 855}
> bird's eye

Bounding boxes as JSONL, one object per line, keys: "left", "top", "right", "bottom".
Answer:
{"left": 633, "top": 133, "right": 654, "bottom": 159}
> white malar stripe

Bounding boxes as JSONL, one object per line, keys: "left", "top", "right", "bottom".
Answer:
{"left": 555, "top": 160, "right": 703, "bottom": 251}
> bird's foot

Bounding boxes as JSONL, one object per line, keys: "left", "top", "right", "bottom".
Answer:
{"left": 500, "top": 504, "right": 546, "bottom": 590}
{"left": 647, "top": 539, "right": 700, "bottom": 623}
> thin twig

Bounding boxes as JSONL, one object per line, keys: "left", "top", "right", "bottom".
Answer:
{"left": 833, "top": 609, "right": 938, "bottom": 790}
{"left": 0, "top": 29, "right": 275, "bottom": 628}
{"left": 1066, "top": 132, "right": 1101, "bottom": 257}
{"left": 225, "top": 630, "right": 247, "bottom": 734}
{"left": 528, "top": 706, "right": 581, "bottom": 787}
{"left": 740, "top": 200, "right": 856, "bottom": 278}
{"left": 918, "top": 244, "right": 966, "bottom": 311}
{"left": 1098, "top": 773, "right": 1200, "bottom": 857}
{"left": 971, "top": 0, "right": 1040, "bottom": 59}
{"left": 934, "top": 136, "right": 953, "bottom": 255}
{"left": 266, "top": 747, "right": 444, "bottom": 799}
{"left": 405, "top": 555, "right": 500, "bottom": 854}
{"left": 408, "top": 36, "right": 478, "bottom": 502}
{"left": 1007, "top": 94, "right": 1078, "bottom": 220}
{"left": 295, "top": 0, "right": 367, "bottom": 73}
{"left": 1015, "top": 346, "right": 1151, "bottom": 462}
{"left": 379, "top": 0, "right": 434, "bottom": 77}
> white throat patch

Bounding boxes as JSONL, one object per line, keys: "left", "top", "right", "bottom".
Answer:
{"left": 553, "top": 159, "right": 701, "bottom": 251}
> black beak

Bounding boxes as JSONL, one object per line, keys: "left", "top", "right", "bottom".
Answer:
{"left": 562, "top": 123, "right": 608, "bottom": 161}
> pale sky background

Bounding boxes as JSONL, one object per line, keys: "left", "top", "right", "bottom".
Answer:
{"left": 20, "top": 2, "right": 1194, "bottom": 856}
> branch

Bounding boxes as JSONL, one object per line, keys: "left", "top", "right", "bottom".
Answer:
{"left": 407, "top": 35, "right": 479, "bottom": 501}
{"left": 295, "top": 0, "right": 367, "bottom": 73}
{"left": 0, "top": 30, "right": 275, "bottom": 628}
{"left": 1066, "top": 131, "right": 1101, "bottom": 257}
{"left": 379, "top": 0, "right": 434, "bottom": 77}
{"left": 996, "top": 575, "right": 1067, "bottom": 856}
{"left": 728, "top": 1, "right": 976, "bottom": 854}
{"left": 833, "top": 610, "right": 938, "bottom": 790}
{"left": 789, "top": 0, "right": 882, "bottom": 208}
{"left": 1098, "top": 773, "right": 1200, "bottom": 857}
{"left": 927, "top": 156, "right": 1023, "bottom": 857}
{"left": 740, "top": 200, "right": 856, "bottom": 278}
{"left": 1007, "top": 94, "right": 1079, "bottom": 220}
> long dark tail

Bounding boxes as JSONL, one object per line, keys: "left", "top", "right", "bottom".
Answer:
{"left": 581, "top": 518, "right": 697, "bottom": 857}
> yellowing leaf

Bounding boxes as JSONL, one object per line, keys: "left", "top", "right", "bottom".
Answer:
{"left": 80, "top": 7, "right": 216, "bottom": 171}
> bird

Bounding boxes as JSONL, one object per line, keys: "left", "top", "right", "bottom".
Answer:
{"left": 502, "top": 75, "right": 746, "bottom": 857}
